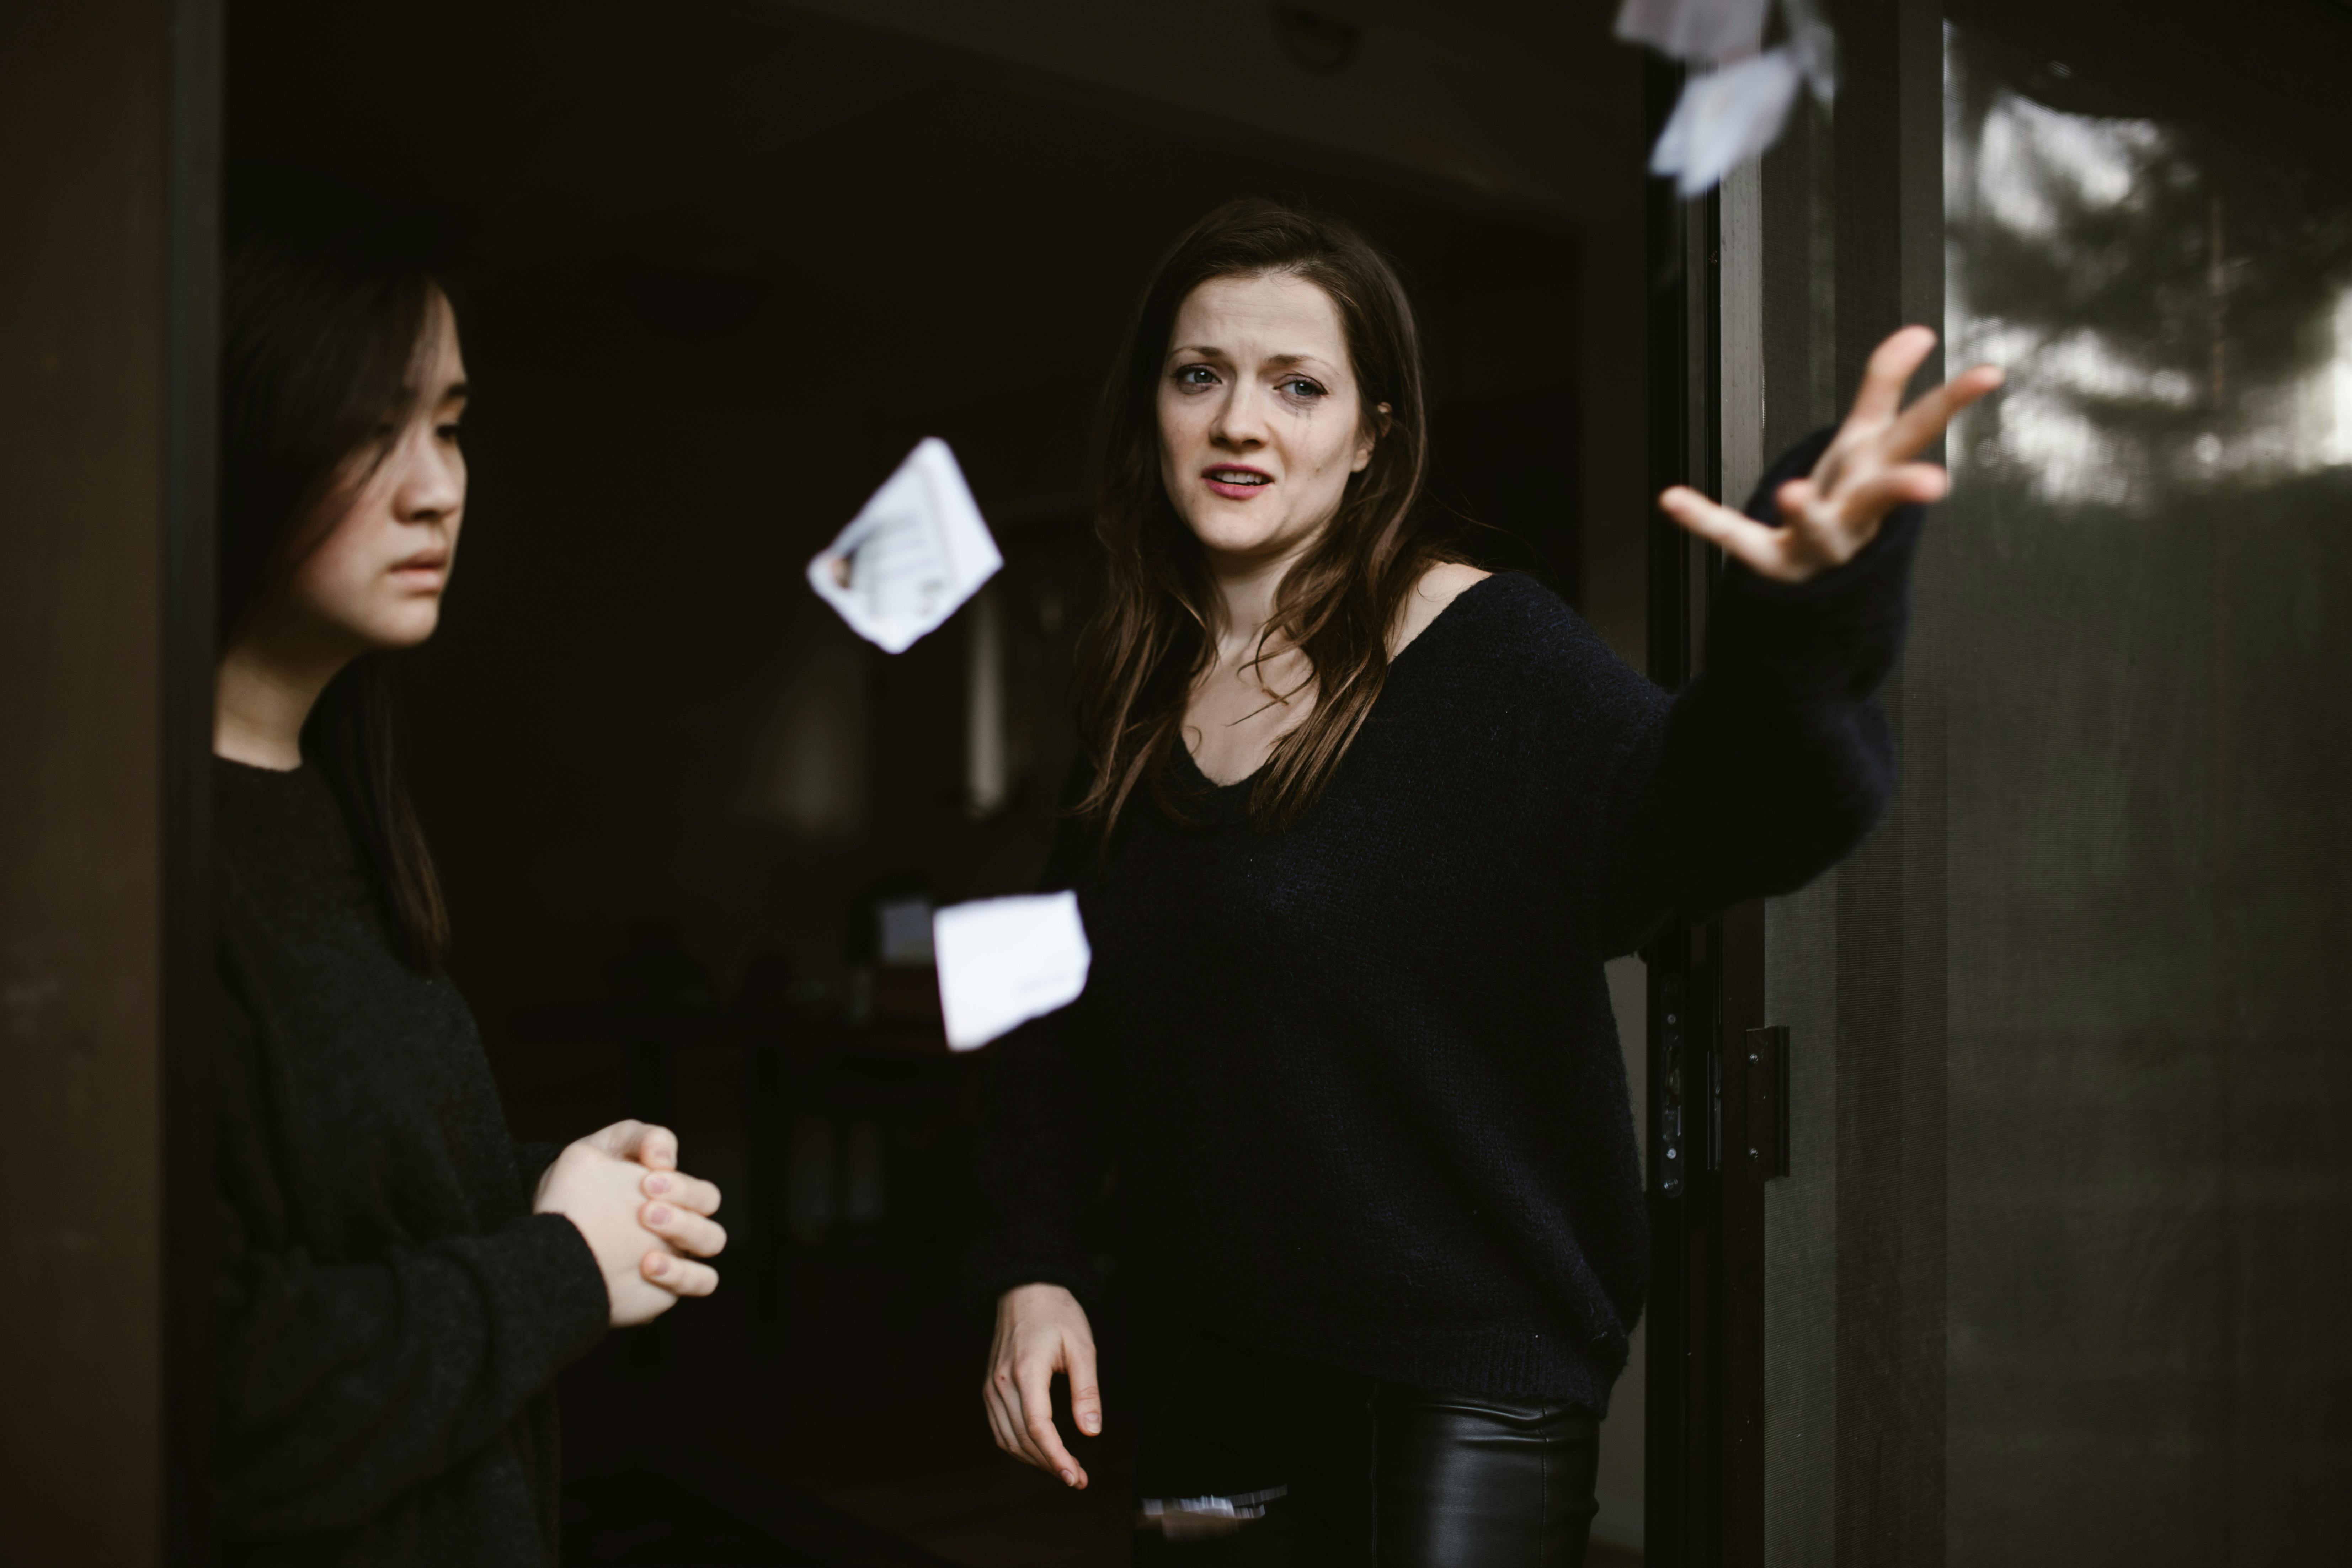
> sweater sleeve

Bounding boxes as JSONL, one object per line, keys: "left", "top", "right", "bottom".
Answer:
{"left": 512, "top": 1140, "right": 564, "bottom": 1208}
{"left": 213, "top": 978, "right": 612, "bottom": 1537}
{"left": 966, "top": 773, "right": 1116, "bottom": 1308}
{"left": 1600, "top": 428, "right": 1920, "bottom": 951}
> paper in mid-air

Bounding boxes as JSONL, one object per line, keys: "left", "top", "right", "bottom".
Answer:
{"left": 1648, "top": 50, "right": 1803, "bottom": 198}
{"left": 807, "top": 437, "right": 1003, "bottom": 655}
{"left": 1613, "top": 0, "right": 1769, "bottom": 66}
{"left": 931, "top": 892, "right": 1092, "bottom": 1051}
{"left": 1618, "top": 0, "right": 1834, "bottom": 198}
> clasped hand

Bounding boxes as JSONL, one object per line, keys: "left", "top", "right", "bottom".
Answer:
{"left": 1659, "top": 326, "right": 2004, "bottom": 583}
{"left": 533, "top": 1119, "right": 726, "bottom": 1328}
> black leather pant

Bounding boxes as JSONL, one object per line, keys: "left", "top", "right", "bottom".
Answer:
{"left": 1131, "top": 1310, "right": 1600, "bottom": 1567}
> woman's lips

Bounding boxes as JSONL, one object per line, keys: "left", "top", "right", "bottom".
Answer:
{"left": 1202, "top": 466, "right": 1273, "bottom": 501}
{"left": 391, "top": 555, "right": 448, "bottom": 590}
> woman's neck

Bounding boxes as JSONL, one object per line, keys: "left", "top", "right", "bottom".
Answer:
{"left": 1204, "top": 540, "right": 1313, "bottom": 662}
{"left": 214, "top": 625, "right": 353, "bottom": 771}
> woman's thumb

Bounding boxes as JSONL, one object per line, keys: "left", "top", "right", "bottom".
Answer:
{"left": 1067, "top": 1338, "right": 1104, "bottom": 1436}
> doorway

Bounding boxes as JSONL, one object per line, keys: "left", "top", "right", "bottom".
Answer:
{"left": 221, "top": 2, "right": 1649, "bottom": 1561}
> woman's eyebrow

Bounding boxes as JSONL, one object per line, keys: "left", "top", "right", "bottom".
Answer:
{"left": 1166, "top": 347, "right": 1334, "bottom": 372}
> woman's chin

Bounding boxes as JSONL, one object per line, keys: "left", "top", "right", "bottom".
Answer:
{"left": 359, "top": 603, "right": 444, "bottom": 651}
{"left": 1183, "top": 514, "right": 1319, "bottom": 566}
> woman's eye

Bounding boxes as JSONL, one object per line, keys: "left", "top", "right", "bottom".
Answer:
{"left": 1284, "top": 378, "right": 1326, "bottom": 399}
{"left": 437, "top": 422, "right": 463, "bottom": 442}
{"left": 1175, "top": 365, "right": 1218, "bottom": 388}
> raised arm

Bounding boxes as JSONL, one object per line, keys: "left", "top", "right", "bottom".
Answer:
{"left": 1602, "top": 329, "right": 2001, "bottom": 946}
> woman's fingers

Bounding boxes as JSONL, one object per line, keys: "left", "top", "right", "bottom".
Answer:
{"left": 990, "top": 1364, "right": 1051, "bottom": 1470}
{"left": 592, "top": 1120, "right": 679, "bottom": 1172}
{"left": 982, "top": 1377, "right": 1020, "bottom": 1458}
{"left": 640, "top": 1168, "right": 721, "bottom": 1217}
{"left": 1017, "top": 1352, "right": 1087, "bottom": 1487}
{"left": 1846, "top": 325, "right": 1940, "bottom": 427}
{"left": 1660, "top": 487, "right": 1807, "bottom": 581}
{"left": 1878, "top": 363, "right": 2005, "bottom": 464}
{"left": 641, "top": 1201, "right": 727, "bottom": 1258}
{"left": 1835, "top": 462, "right": 1951, "bottom": 522}
{"left": 641, "top": 1249, "right": 718, "bottom": 1297}
{"left": 1066, "top": 1335, "right": 1103, "bottom": 1438}
{"left": 985, "top": 1351, "right": 1042, "bottom": 1466}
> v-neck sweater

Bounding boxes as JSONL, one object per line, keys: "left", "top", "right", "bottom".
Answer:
{"left": 972, "top": 434, "right": 1918, "bottom": 1410}
{"left": 211, "top": 757, "right": 610, "bottom": 1565}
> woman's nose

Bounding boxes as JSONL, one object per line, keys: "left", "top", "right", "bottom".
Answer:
{"left": 1209, "top": 385, "right": 1269, "bottom": 448}
{"left": 392, "top": 429, "right": 464, "bottom": 523}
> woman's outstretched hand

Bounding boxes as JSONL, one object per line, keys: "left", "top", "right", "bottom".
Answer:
{"left": 1659, "top": 326, "right": 2003, "bottom": 584}
{"left": 985, "top": 1283, "right": 1102, "bottom": 1489}
{"left": 534, "top": 1119, "right": 726, "bottom": 1328}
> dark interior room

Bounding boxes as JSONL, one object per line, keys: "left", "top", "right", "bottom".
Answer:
{"left": 22, "top": 1, "right": 2352, "bottom": 1564}
{"left": 224, "top": 3, "right": 1633, "bottom": 1560}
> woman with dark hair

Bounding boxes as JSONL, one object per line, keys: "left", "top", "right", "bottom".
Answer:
{"left": 975, "top": 198, "right": 1998, "bottom": 1563}
{"left": 210, "top": 176, "right": 726, "bottom": 1565}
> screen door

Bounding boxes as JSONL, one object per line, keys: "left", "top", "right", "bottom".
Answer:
{"left": 1757, "top": 2, "right": 2352, "bottom": 1563}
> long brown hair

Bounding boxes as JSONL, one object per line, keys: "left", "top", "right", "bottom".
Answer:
{"left": 1074, "top": 197, "right": 1458, "bottom": 843}
{"left": 220, "top": 169, "right": 452, "bottom": 971}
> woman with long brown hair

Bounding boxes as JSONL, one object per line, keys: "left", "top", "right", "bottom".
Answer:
{"left": 974, "top": 198, "right": 1997, "bottom": 1564}
{"left": 210, "top": 175, "right": 728, "bottom": 1564}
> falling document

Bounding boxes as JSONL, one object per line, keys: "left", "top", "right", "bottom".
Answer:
{"left": 807, "top": 437, "right": 1003, "bottom": 654}
{"left": 1649, "top": 49, "right": 1802, "bottom": 197}
{"left": 933, "top": 892, "right": 1092, "bottom": 1051}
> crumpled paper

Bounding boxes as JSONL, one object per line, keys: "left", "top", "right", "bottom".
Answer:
{"left": 1619, "top": 0, "right": 1836, "bottom": 197}
{"left": 806, "top": 437, "right": 1002, "bottom": 655}
{"left": 1649, "top": 49, "right": 1803, "bottom": 197}
{"left": 1614, "top": 0, "right": 1769, "bottom": 66}
{"left": 932, "top": 892, "right": 1092, "bottom": 1051}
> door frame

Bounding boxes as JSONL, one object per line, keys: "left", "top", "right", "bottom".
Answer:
{"left": 1642, "top": 3, "right": 1945, "bottom": 1559}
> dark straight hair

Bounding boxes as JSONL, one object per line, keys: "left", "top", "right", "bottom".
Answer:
{"left": 219, "top": 169, "right": 451, "bottom": 970}
{"left": 1073, "top": 197, "right": 1456, "bottom": 843}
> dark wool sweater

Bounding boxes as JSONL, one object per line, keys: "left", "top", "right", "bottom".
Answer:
{"left": 212, "top": 757, "right": 609, "bottom": 1566}
{"left": 973, "top": 436, "right": 1916, "bottom": 1412}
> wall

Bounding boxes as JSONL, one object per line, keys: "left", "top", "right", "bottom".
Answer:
{"left": 767, "top": 0, "right": 1655, "bottom": 662}
{"left": 0, "top": 1, "right": 211, "bottom": 1561}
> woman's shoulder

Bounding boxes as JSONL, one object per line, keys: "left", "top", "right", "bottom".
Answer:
{"left": 1391, "top": 561, "right": 1494, "bottom": 657}
{"left": 1395, "top": 566, "right": 1622, "bottom": 674}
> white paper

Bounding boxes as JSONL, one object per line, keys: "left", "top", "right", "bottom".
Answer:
{"left": 1614, "top": 0, "right": 1769, "bottom": 65}
{"left": 806, "top": 437, "right": 1003, "bottom": 655}
{"left": 1780, "top": 0, "right": 1837, "bottom": 106}
{"left": 1649, "top": 49, "right": 1802, "bottom": 197}
{"left": 932, "top": 891, "right": 1092, "bottom": 1051}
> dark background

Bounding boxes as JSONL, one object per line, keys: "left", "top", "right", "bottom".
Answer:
{"left": 228, "top": 2, "right": 1605, "bottom": 1561}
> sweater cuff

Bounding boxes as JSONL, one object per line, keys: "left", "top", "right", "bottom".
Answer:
{"left": 486, "top": 1212, "right": 611, "bottom": 1384}
{"left": 1706, "top": 427, "right": 1924, "bottom": 702}
{"left": 967, "top": 1236, "right": 1104, "bottom": 1309}
{"left": 512, "top": 1140, "right": 565, "bottom": 1207}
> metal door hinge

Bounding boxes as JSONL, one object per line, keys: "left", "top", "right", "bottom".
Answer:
{"left": 1743, "top": 1024, "right": 1791, "bottom": 1179}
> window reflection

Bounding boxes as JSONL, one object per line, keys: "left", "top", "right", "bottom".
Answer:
{"left": 1948, "top": 31, "right": 2352, "bottom": 510}
{"left": 1931, "top": 18, "right": 2352, "bottom": 1562}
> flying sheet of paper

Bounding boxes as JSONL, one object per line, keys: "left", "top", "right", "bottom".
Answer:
{"left": 806, "top": 437, "right": 1003, "bottom": 655}
{"left": 1614, "top": 0, "right": 1769, "bottom": 65}
{"left": 1778, "top": 0, "right": 1836, "bottom": 105}
{"left": 1649, "top": 49, "right": 1802, "bottom": 197}
{"left": 932, "top": 892, "right": 1092, "bottom": 1051}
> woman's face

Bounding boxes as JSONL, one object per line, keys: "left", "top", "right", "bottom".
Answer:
{"left": 1156, "top": 271, "right": 1379, "bottom": 570}
{"left": 282, "top": 291, "right": 470, "bottom": 655}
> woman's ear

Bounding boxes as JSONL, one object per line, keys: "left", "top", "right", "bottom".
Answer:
{"left": 1352, "top": 401, "right": 1393, "bottom": 474}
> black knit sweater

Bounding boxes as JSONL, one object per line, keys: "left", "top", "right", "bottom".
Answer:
{"left": 212, "top": 757, "right": 609, "bottom": 1566}
{"left": 973, "top": 437, "right": 1915, "bottom": 1412}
